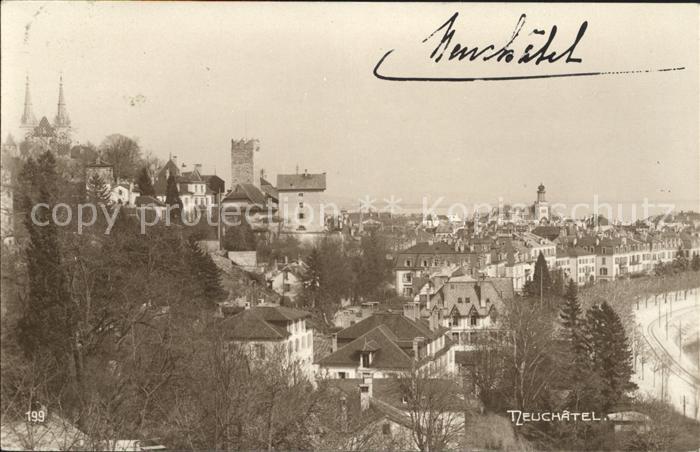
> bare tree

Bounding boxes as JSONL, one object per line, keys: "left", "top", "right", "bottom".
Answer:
{"left": 503, "top": 298, "right": 562, "bottom": 412}
{"left": 395, "top": 366, "right": 467, "bottom": 452}
{"left": 99, "top": 134, "right": 142, "bottom": 182}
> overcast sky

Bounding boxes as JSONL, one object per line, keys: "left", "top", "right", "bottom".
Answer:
{"left": 1, "top": 2, "right": 698, "bottom": 214}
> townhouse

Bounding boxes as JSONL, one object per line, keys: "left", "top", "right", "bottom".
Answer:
{"left": 555, "top": 247, "right": 596, "bottom": 285}
{"left": 393, "top": 242, "right": 489, "bottom": 297}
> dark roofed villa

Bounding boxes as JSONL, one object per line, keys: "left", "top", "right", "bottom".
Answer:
{"left": 317, "top": 312, "right": 453, "bottom": 379}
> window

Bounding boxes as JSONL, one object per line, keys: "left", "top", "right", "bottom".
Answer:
{"left": 361, "top": 352, "right": 371, "bottom": 368}
{"left": 298, "top": 212, "right": 305, "bottom": 220}
{"left": 602, "top": 257, "right": 606, "bottom": 265}
{"left": 298, "top": 202, "right": 304, "bottom": 208}
{"left": 255, "top": 344, "right": 266, "bottom": 360}
{"left": 283, "top": 283, "right": 291, "bottom": 292}
{"left": 600, "top": 268, "right": 608, "bottom": 276}
{"left": 298, "top": 192, "right": 304, "bottom": 198}
{"left": 465, "top": 297, "right": 470, "bottom": 304}
{"left": 486, "top": 298, "right": 490, "bottom": 304}
{"left": 406, "top": 260, "right": 412, "bottom": 267}
{"left": 457, "top": 297, "right": 463, "bottom": 303}
{"left": 338, "top": 372, "right": 347, "bottom": 379}
{"left": 382, "top": 423, "right": 391, "bottom": 435}
{"left": 471, "top": 316, "right": 478, "bottom": 326}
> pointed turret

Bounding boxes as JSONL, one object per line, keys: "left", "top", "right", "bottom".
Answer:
{"left": 20, "top": 75, "right": 38, "bottom": 129}
{"left": 54, "top": 74, "right": 71, "bottom": 128}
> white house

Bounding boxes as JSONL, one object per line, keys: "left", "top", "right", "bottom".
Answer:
{"left": 221, "top": 305, "right": 314, "bottom": 379}
{"left": 277, "top": 170, "right": 327, "bottom": 234}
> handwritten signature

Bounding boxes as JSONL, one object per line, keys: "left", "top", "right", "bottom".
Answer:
{"left": 373, "top": 12, "right": 684, "bottom": 82}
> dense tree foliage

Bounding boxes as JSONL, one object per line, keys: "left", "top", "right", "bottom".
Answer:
{"left": 135, "top": 166, "right": 155, "bottom": 197}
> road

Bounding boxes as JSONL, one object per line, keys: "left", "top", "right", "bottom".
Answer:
{"left": 633, "top": 289, "right": 700, "bottom": 419}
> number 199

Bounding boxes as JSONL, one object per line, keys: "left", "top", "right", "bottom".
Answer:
{"left": 25, "top": 410, "right": 45, "bottom": 423}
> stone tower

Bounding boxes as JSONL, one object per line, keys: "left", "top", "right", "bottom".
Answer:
{"left": 230, "top": 138, "right": 259, "bottom": 189}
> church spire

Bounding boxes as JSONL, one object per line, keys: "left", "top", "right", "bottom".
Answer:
{"left": 54, "top": 74, "right": 71, "bottom": 128}
{"left": 20, "top": 75, "right": 38, "bottom": 129}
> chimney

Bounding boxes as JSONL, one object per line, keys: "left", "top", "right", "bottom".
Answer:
{"left": 172, "top": 155, "right": 178, "bottom": 167}
{"left": 359, "top": 372, "right": 373, "bottom": 411}
{"left": 412, "top": 337, "right": 424, "bottom": 360}
{"left": 332, "top": 333, "right": 338, "bottom": 352}
{"left": 428, "top": 309, "right": 438, "bottom": 331}
{"left": 195, "top": 163, "right": 202, "bottom": 173}
{"left": 304, "top": 168, "right": 308, "bottom": 177}
{"left": 403, "top": 302, "right": 418, "bottom": 321}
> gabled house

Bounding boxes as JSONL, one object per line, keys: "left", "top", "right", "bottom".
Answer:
{"left": 317, "top": 312, "right": 453, "bottom": 379}
{"left": 265, "top": 259, "right": 307, "bottom": 302}
{"left": 427, "top": 275, "right": 511, "bottom": 349}
{"left": 154, "top": 159, "right": 216, "bottom": 217}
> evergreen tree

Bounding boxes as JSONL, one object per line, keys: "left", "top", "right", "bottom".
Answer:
{"left": 583, "top": 301, "right": 637, "bottom": 410}
{"left": 302, "top": 247, "right": 323, "bottom": 308}
{"left": 165, "top": 172, "right": 183, "bottom": 221}
{"left": 673, "top": 246, "right": 688, "bottom": 272}
{"left": 136, "top": 166, "right": 155, "bottom": 196}
{"left": 560, "top": 280, "right": 582, "bottom": 337}
{"left": 551, "top": 268, "right": 565, "bottom": 298}
{"left": 526, "top": 251, "right": 551, "bottom": 302}
{"left": 559, "top": 279, "right": 601, "bottom": 414}
{"left": 186, "top": 237, "right": 226, "bottom": 304}
{"left": 222, "top": 219, "right": 257, "bottom": 251}
{"left": 357, "top": 232, "right": 390, "bottom": 299}
{"left": 692, "top": 254, "right": 700, "bottom": 271}
{"left": 654, "top": 260, "right": 669, "bottom": 276}
{"left": 86, "top": 173, "right": 112, "bottom": 207}
{"left": 16, "top": 152, "right": 74, "bottom": 367}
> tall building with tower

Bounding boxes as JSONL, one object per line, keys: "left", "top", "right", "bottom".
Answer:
{"left": 20, "top": 75, "right": 73, "bottom": 155}
{"left": 533, "top": 183, "right": 551, "bottom": 222}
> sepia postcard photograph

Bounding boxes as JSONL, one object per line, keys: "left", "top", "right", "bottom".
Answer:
{"left": 0, "top": 2, "right": 699, "bottom": 451}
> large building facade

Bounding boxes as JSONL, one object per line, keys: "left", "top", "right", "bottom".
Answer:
{"left": 277, "top": 170, "right": 327, "bottom": 234}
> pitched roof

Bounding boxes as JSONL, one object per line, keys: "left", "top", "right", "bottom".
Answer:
{"left": 221, "top": 306, "right": 310, "bottom": 341}
{"left": 336, "top": 312, "right": 440, "bottom": 342}
{"left": 317, "top": 325, "right": 414, "bottom": 369}
{"left": 532, "top": 226, "right": 562, "bottom": 241}
{"left": 223, "top": 183, "right": 268, "bottom": 206}
{"left": 34, "top": 116, "right": 55, "bottom": 136}
{"left": 565, "top": 247, "right": 595, "bottom": 257}
{"left": 134, "top": 195, "right": 165, "bottom": 207}
{"left": 276, "top": 172, "right": 326, "bottom": 191}
{"left": 260, "top": 178, "right": 279, "bottom": 201}
{"left": 436, "top": 279, "right": 506, "bottom": 317}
